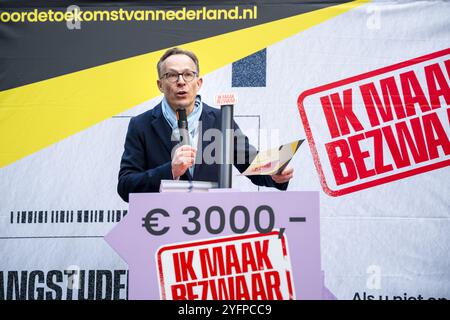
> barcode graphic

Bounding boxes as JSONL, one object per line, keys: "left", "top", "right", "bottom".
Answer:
{"left": 9, "top": 210, "right": 128, "bottom": 224}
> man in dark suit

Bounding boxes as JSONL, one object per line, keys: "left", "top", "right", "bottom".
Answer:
{"left": 118, "top": 47, "right": 294, "bottom": 202}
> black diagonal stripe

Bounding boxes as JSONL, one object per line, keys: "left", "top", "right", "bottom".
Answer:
{"left": 0, "top": 0, "right": 351, "bottom": 91}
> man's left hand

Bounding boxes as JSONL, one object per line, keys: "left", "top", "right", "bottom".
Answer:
{"left": 271, "top": 166, "right": 294, "bottom": 184}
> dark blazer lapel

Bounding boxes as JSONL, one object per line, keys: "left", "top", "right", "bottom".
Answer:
{"left": 150, "top": 103, "right": 178, "bottom": 157}
{"left": 151, "top": 103, "right": 194, "bottom": 181}
{"left": 193, "top": 106, "right": 216, "bottom": 180}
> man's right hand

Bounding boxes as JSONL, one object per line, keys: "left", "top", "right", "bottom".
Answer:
{"left": 171, "top": 145, "right": 197, "bottom": 179}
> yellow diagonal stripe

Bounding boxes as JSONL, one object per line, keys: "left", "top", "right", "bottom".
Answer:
{"left": 0, "top": 1, "right": 368, "bottom": 168}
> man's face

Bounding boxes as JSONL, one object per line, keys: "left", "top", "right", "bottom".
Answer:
{"left": 157, "top": 54, "right": 203, "bottom": 114}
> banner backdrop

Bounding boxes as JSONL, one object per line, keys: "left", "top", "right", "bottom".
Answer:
{"left": 0, "top": 0, "right": 449, "bottom": 300}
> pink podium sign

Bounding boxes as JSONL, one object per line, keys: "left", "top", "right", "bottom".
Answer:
{"left": 105, "top": 191, "right": 327, "bottom": 300}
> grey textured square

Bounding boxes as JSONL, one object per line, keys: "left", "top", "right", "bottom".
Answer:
{"left": 232, "top": 49, "right": 266, "bottom": 87}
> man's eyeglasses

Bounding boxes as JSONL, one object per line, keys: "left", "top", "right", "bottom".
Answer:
{"left": 160, "top": 71, "right": 198, "bottom": 83}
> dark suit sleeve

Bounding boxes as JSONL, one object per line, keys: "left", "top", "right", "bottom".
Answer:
{"left": 233, "top": 122, "right": 289, "bottom": 191}
{"left": 117, "top": 117, "right": 173, "bottom": 202}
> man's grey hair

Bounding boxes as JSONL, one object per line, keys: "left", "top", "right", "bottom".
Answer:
{"left": 157, "top": 47, "right": 200, "bottom": 78}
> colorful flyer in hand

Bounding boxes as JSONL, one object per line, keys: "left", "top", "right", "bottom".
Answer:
{"left": 241, "top": 140, "right": 304, "bottom": 176}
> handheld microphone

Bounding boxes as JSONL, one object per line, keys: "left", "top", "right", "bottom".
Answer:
{"left": 176, "top": 108, "right": 190, "bottom": 146}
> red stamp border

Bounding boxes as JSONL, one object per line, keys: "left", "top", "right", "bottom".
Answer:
{"left": 297, "top": 48, "right": 450, "bottom": 197}
{"left": 156, "top": 231, "right": 294, "bottom": 300}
